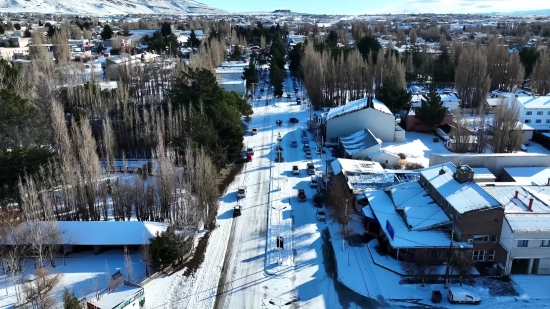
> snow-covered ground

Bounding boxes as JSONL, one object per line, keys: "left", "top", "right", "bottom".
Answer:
{"left": 0, "top": 250, "right": 145, "bottom": 309}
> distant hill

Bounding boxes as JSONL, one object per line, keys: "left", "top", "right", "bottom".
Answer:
{"left": 0, "top": 0, "right": 228, "bottom": 15}
{"left": 491, "top": 9, "right": 550, "bottom": 16}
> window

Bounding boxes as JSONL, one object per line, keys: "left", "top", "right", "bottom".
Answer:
{"left": 456, "top": 213, "right": 462, "bottom": 222}
{"left": 547, "top": 111, "right": 550, "bottom": 115}
{"left": 547, "top": 119, "right": 550, "bottom": 123}
{"left": 525, "top": 119, "right": 532, "bottom": 123}
{"left": 518, "top": 240, "right": 529, "bottom": 247}
{"left": 488, "top": 250, "right": 495, "bottom": 261}
{"left": 541, "top": 240, "right": 550, "bottom": 247}
{"left": 537, "top": 111, "right": 543, "bottom": 115}
{"left": 473, "top": 235, "right": 489, "bottom": 243}
{"left": 526, "top": 111, "right": 532, "bottom": 115}
{"left": 472, "top": 250, "right": 486, "bottom": 261}
{"left": 536, "top": 119, "right": 542, "bottom": 123}
{"left": 491, "top": 235, "right": 498, "bottom": 243}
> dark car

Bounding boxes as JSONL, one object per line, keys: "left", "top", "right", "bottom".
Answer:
{"left": 289, "top": 117, "right": 299, "bottom": 123}
{"left": 233, "top": 205, "right": 242, "bottom": 217}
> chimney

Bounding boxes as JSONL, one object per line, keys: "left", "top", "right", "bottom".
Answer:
{"left": 514, "top": 190, "right": 518, "bottom": 198}
{"left": 528, "top": 198, "right": 533, "bottom": 211}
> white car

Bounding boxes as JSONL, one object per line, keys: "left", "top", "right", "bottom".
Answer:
{"left": 447, "top": 287, "right": 481, "bottom": 305}
{"left": 251, "top": 128, "right": 258, "bottom": 135}
{"left": 310, "top": 176, "right": 318, "bottom": 188}
{"left": 305, "top": 151, "right": 312, "bottom": 159}
{"left": 237, "top": 187, "right": 246, "bottom": 199}
{"left": 316, "top": 209, "right": 326, "bottom": 222}
{"left": 247, "top": 147, "right": 254, "bottom": 155}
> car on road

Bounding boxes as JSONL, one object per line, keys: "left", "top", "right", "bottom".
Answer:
{"left": 292, "top": 165, "right": 300, "bottom": 175}
{"left": 447, "top": 287, "right": 481, "bottom": 305}
{"left": 313, "top": 194, "right": 323, "bottom": 207}
{"left": 286, "top": 94, "right": 291, "bottom": 99}
{"left": 237, "top": 187, "right": 246, "bottom": 199}
{"left": 303, "top": 144, "right": 310, "bottom": 152}
{"left": 316, "top": 209, "right": 326, "bottom": 222}
{"left": 302, "top": 136, "right": 308, "bottom": 144}
{"left": 305, "top": 150, "right": 312, "bottom": 159}
{"left": 296, "top": 98, "right": 301, "bottom": 105}
{"left": 291, "top": 141, "right": 298, "bottom": 148}
{"left": 297, "top": 189, "right": 306, "bottom": 202}
{"left": 246, "top": 153, "right": 253, "bottom": 162}
{"left": 307, "top": 163, "right": 315, "bottom": 175}
{"left": 251, "top": 128, "right": 258, "bottom": 135}
{"left": 289, "top": 117, "right": 299, "bottom": 123}
{"left": 301, "top": 130, "right": 307, "bottom": 138}
{"left": 247, "top": 146, "right": 254, "bottom": 155}
{"left": 233, "top": 205, "right": 242, "bottom": 217}
{"left": 310, "top": 175, "right": 318, "bottom": 188}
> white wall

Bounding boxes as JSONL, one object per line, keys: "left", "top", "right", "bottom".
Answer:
{"left": 351, "top": 144, "right": 381, "bottom": 159}
{"left": 326, "top": 108, "right": 395, "bottom": 143}
{"left": 219, "top": 81, "right": 246, "bottom": 96}
{"left": 502, "top": 221, "right": 550, "bottom": 274}
{"left": 369, "top": 152, "right": 400, "bottom": 168}
{"left": 429, "top": 153, "right": 550, "bottom": 177}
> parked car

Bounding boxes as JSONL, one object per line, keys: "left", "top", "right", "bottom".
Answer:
{"left": 287, "top": 94, "right": 291, "bottom": 99}
{"left": 296, "top": 98, "right": 301, "bottom": 105}
{"left": 447, "top": 287, "right": 481, "bottom": 305}
{"left": 291, "top": 141, "right": 298, "bottom": 148}
{"left": 292, "top": 165, "right": 300, "bottom": 175}
{"left": 301, "top": 130, "right": 307, "bottom": 138}
{"left": 251, "top": 128, "right": 258, "bottom": 135}
{"left": 237, "top": 187, "right": 246, "bottom": 199}
{"left": 289, "top": 117, "right": 299, "bottom": 123}
{"left": 305, "top": 150, "right": 312, "bottom": 159}
{"left": 297, "top": 189, "right": 306, "bottom": 202}
{"left": 247, "top": 146, "right": 254, "bottom": 155}
{"left": 233, "top": 205, "right": 242, "bottom": 217}
{"left": 302, "top": 137, "right": 308, "bottom": 144}
{"left": 316, "top": 209, "right": 326, "bottom": 222}
{"left": 246, "top": 153, "right": 253, "bottom": 162}
{"left": 313, "top": 194, "right": 323, "bottom": 207}
{"left": 303, "top": 144, "right": 310, "bottom": 152}
{"left": 310, "top": 176, "right": 318, "bottom": 188}
{"left": 307, "top": 163, "right": 315, "bottom": 175}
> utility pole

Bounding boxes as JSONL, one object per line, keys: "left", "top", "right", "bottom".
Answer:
{"left": 343, "top": 198, "right": 348, "bottom": 251}
{"left": 444, "top": 229, "right": 454, "bottom": 288}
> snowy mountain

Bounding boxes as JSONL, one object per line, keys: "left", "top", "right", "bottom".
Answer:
{"left": 0, "top": 0, "right": 228, "bottom": 15}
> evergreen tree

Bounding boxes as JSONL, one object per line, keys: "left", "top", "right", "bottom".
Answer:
{"left": 101, "top": 24, "right": 113, "bottom": 40}
{"left": 242, "top": 62, "right": 258, "bottom": 85}
{"left": 62, "top": 288, "right": 81, "bottom": 309}
{"left": 187, "top": 29, "right": 201, "bottom": 48}
{"left": 375, "top": 80, "right": 412, "bottom": 114}
{"left": 415, "top": 87, "right": 447, "bottom": 132}
{"left": 150, "top": 229, "right": 183, "bottom": 268}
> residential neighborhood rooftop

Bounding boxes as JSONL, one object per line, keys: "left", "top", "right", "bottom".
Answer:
{"left": 505, "top": 213, "right": 550, "bottom": 232}
{"left": 339, "top": 129, "right": 381, "bottom": 156}
{"left": 503, "top": 167, "right": 550, "bottom": 186}
{"left": 325, "top": 97, "right": 392, "bottom": 120}
{"left": 364, "top": 190, "right": 466, "bottom": 248}
{"left": 330, "top": 158, "right": 385, "bottom": 176}
{"left": 516, "top": 95, "right": 550, "bottom": 109}
{"left": 482, "top": 185, "right": 550, "bottom": 214}
{"left": 420, "top": 163, "right": 501, "bottom": 214}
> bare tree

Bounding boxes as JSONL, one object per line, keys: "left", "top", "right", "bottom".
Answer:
{"left": 531, "top": 50, "right": 550, "bottom": 95}
{"left": 51, "top": 29, "right": 71, "bottom": 65}
{"left": 450, "top": 109, "right": 474, "bottom": 153}
{"left": 486, "top": 38, "right": 509, "bottom": 90}
{"left": 472, "top": 106, "right": 489, "bottom": 153}
{"left": 45, "top": 222, "right": 62, "bottom": 268}
{"left": 0, "top": 218, "right": 29, "bottom": 302}
{"left": 70, "top": 25, "right": 83, "bottom": 39}
{"left": 82, "top": 29, "right": 92, "bottom": 40}
{"left": 409, "top": 29, "right": 417, "bottom": 44}
{"left": 504, "top": 52, "right": 525, "bottom": 92}
{"left": 326, "top": 174, "right": 353, "bottom": 238}
{"left": 491, "top": 99, "right": 523, "bottom": 153}
{"left": 124, "top": 249, "right": 133, "bottom": 281}
{"left": 455, "top": 46, "right": 491, "bottom": 109}
{"left": 451, "top": 251, "right": 475, "bottom": 285}
{"left": 260, "top": 35, "right": 266, "bottom": 50}
{"left": 400, "top": 249, "right": 438, "bottom": 284}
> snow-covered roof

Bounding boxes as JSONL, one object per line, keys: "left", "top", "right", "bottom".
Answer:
{"left": 365, "top": 190, "right": 466, "bottom": 248}
{"left": 411, "top": 93, "right": 461, "bottom": 103}
{"left": 330, "top": 158, "right": 385, "bottom": 176}
{"left": 326, "top": 97, "right": 392, "bottom": 120}
{"left": 339, "top": 129, "right": 381, "bottom": 156}
{"left": 91, "top": 285, "right": 142, "bottom": 308}
{"left": 19, "top": 221, "right": 170, "bottom": 245}
{"left": 506, "top": 214, "right": 550, "bottom": 232}
{"left": 471, "top": 167, "right": 496, "bottom": 180}
{"left": 482, "top": 185, "right": 550, "bottom": 214}
{"left": 503, "top": 167, "right": 550, "bottom": 186}
{"left": 420, "top": 163, "right": 501, "bottom": 214}
{"left": 347, "top": 173, "right": 397, "bottom": 192}
{"left": 516, "top": 95, "right": 550, "bottom": 110}
{"left": 386, "top": 182, "right": 451, "bottom": 230}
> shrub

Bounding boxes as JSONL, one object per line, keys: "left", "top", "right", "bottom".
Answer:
{"left": 405, "top": 162, "right": 424, "bottom": 170}
{"left": 397, "top": 153, "right": 407, "bottom": 159}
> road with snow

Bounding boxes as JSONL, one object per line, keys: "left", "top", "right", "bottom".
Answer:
{"left": 144, "top": 67, "right": 378, "bottom": 309}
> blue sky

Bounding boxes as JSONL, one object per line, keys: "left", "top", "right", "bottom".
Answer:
{"left": 199, "top": 0, "right": 545, "bottom": 15}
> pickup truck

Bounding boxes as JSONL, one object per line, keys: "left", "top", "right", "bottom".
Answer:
{"left": 297, "top": 189, "right": 306, "bottom": 202}
{"left": 292, "top": 166, "right": 300, "bottom": 175}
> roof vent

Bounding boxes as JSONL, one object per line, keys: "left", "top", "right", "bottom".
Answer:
{"left": 439, "top": 167, "right": 446, "bottom": 175}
